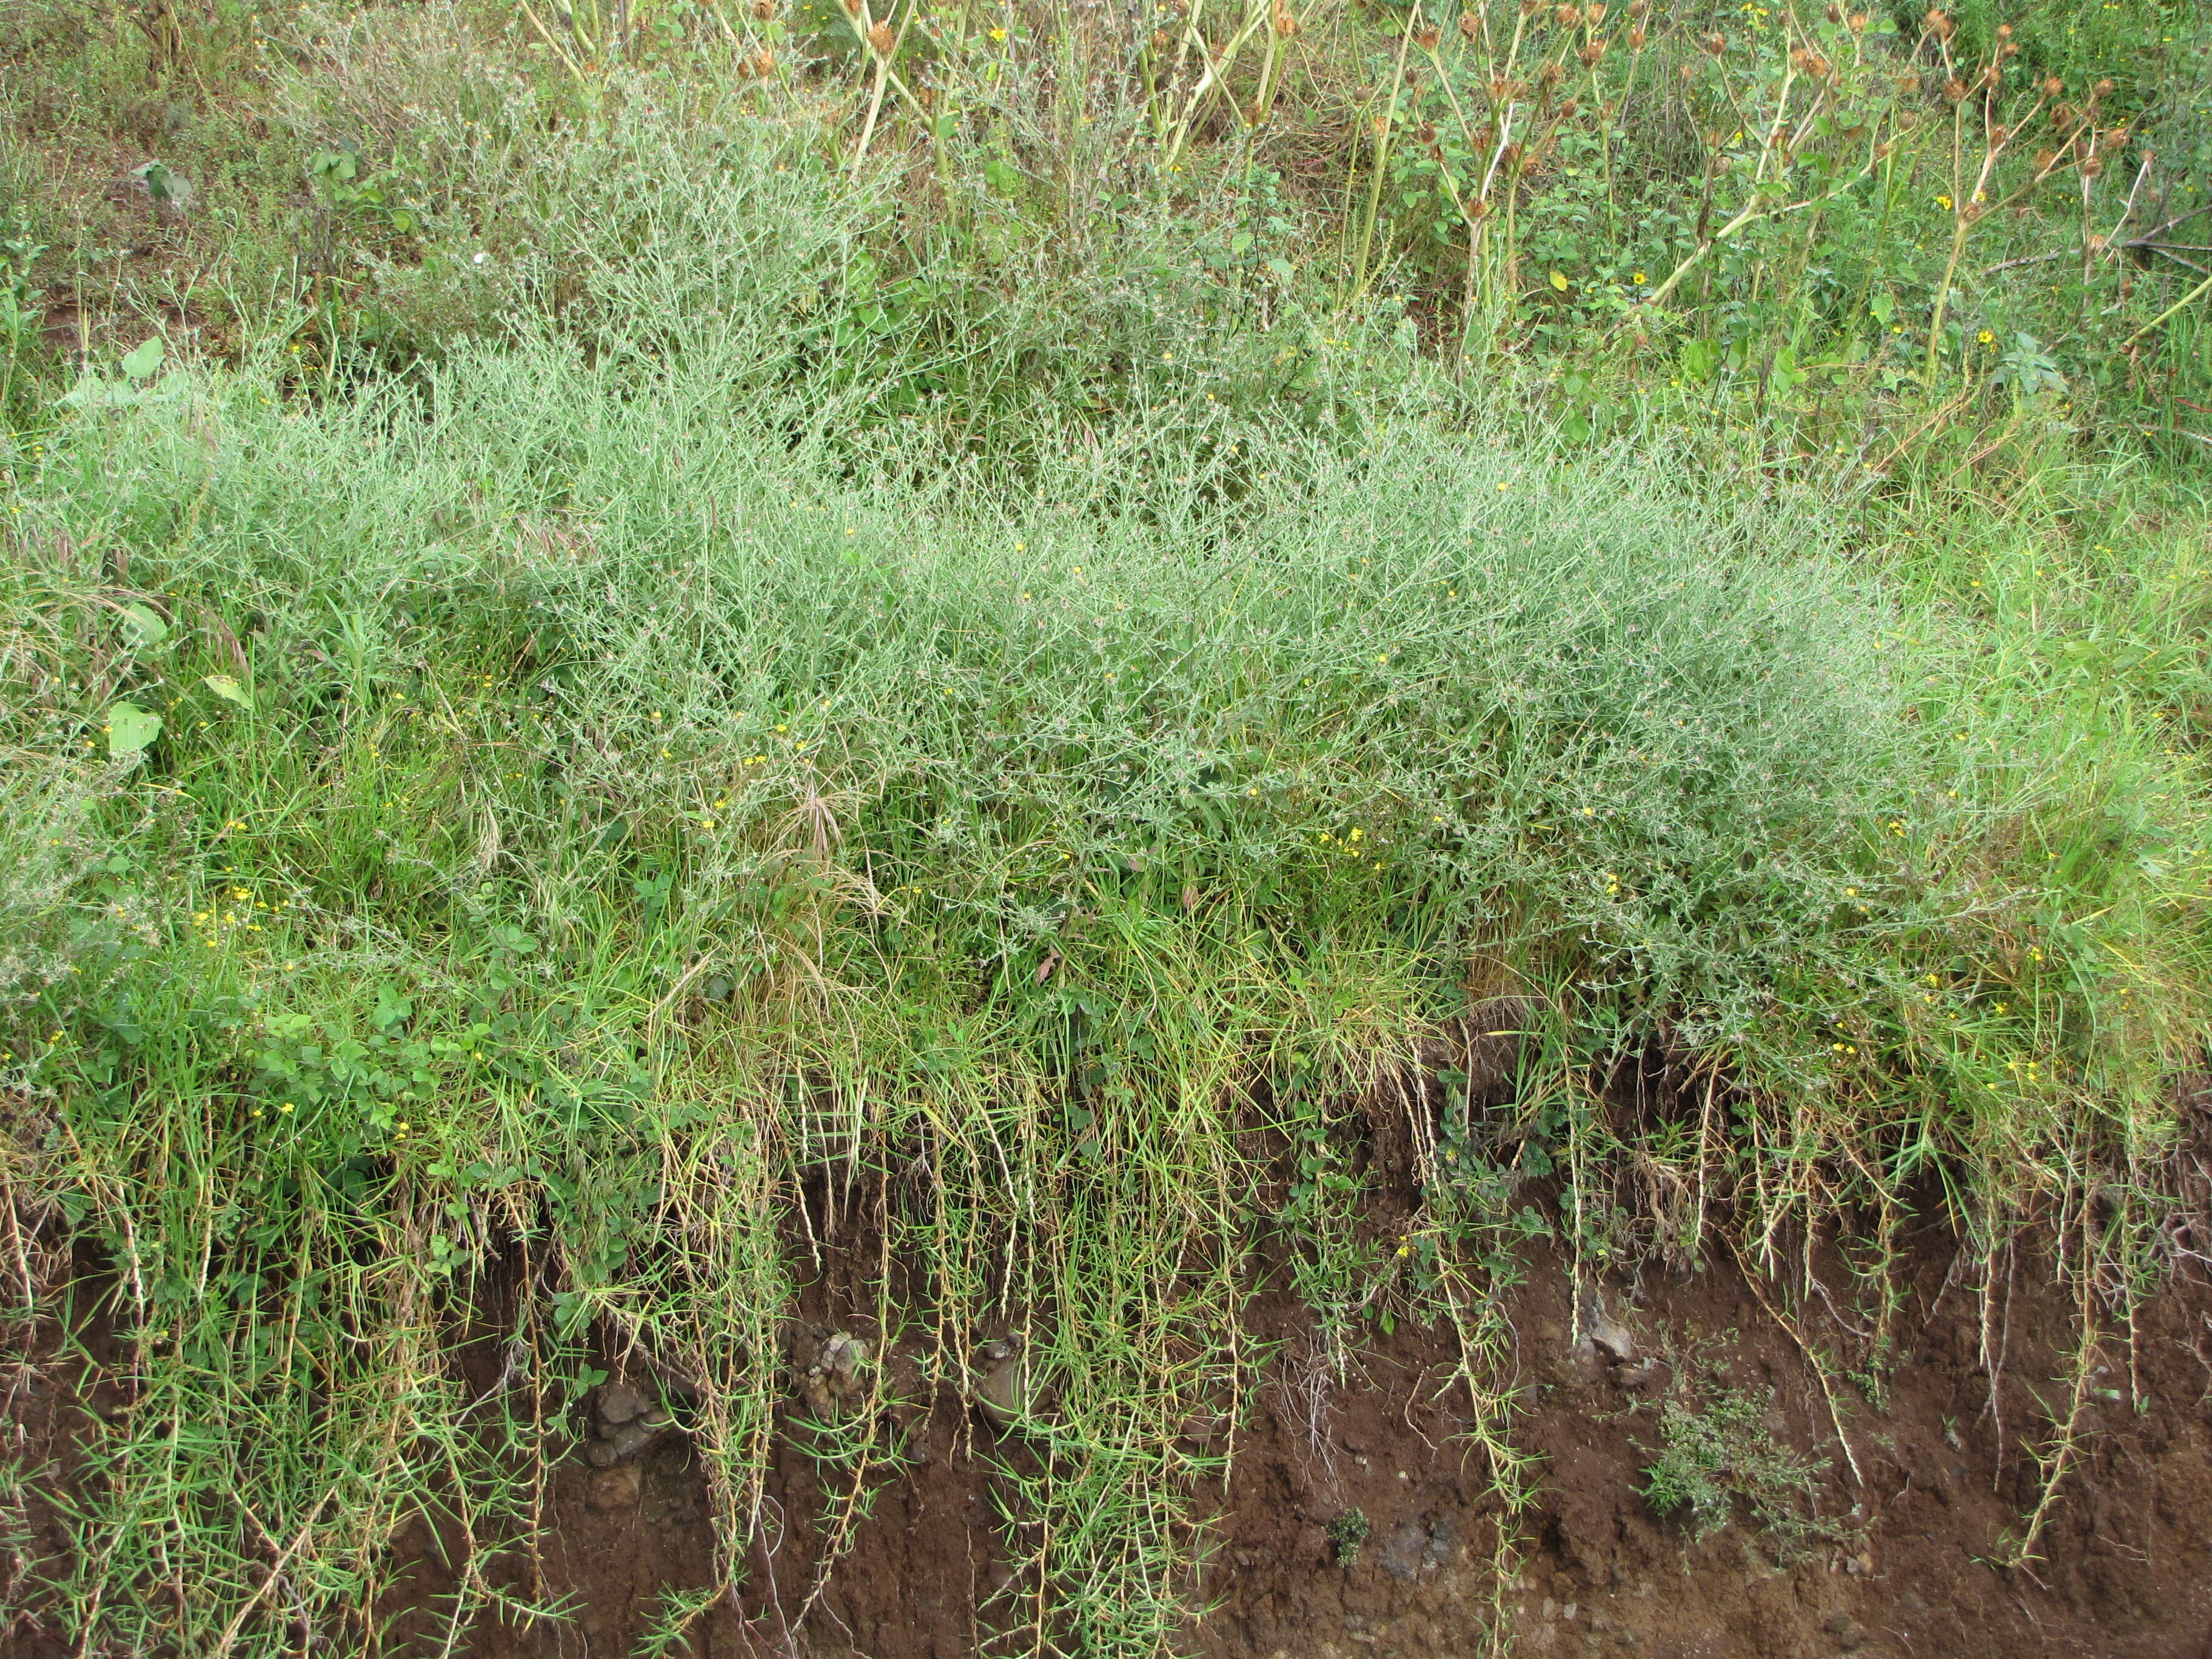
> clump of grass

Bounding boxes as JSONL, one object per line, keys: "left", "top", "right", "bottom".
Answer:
{"left": 1328, "top": 1507, "right": 1371, "bottom": 1568}
{"left": 1642, "top": 1381, "right": 1848, "bottom": 1560}
{"left": 2, "top": 261, "right": 2204, "bottom": 1648}
{"left": 0, "top": 25, "right": 2207, "bottom": 1657}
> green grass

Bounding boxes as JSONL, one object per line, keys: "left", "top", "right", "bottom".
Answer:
{"left": 1, "top": 4, "right": 2209, "bottom": 1654}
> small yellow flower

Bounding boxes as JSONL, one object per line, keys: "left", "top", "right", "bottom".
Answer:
{"left": 279, "top": 1102, "right": 295, "bottom": 1114}
{"left": 1936, "top": 193, "right": 1954, "bottom": 210}
{"left": 1632, "top": 270, "right": 1646, "bottom": 284}
{"left": 1977, "top": 329, "right": 1994, "bottom": 345}
{"left": 988, "top": 24, "right": 1006, "bottom": 39}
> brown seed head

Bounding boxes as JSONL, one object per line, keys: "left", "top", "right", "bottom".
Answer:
{"left": 751, "top": 0, "right": 773, "bottom": 16}
{"left": 1922, "top": 8, "right": 1951, "bottom": 39}
{"left": 1553, "top": 4, "right": 1578, "bottom": 26}
{"left": 2093, "top": 78, "right": 2112, "bottom": 97}
{"left": 1415, "top": 24, "right": 1439, "bottom": 49}
{"left": 1701, "top": 29, "right": 1724, "bottom": 54}
{"left": 1578, "top": 41, "right": 1603, "bottom": 64}
{"left": 866, "top": 21, "right": 893, "bottom": 53}
{"left": 1943, "top": 76, "right": 1965, "bottom": 101}
{"left": 1587, "top": 3, "right": 1606, "bottom": 23}
{"left": 1627, "top": 24, "right": 1644, "bottom": 47}
{"left": 1458, "top": 12, "right": 1480, "bottom": 40}
{"left": 1846, "top": 10, "right": 1866, "bottom": 31}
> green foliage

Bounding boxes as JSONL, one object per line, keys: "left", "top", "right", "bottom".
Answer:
{"left": 1642, "top": 1381, "right": 1841, "bottom": 1557}
{"left": 0, "top": 2, "right": 2207, "bottom": 1654}
{"left": 1329, "top": 1507, "right": 1372, "bottom": 1567}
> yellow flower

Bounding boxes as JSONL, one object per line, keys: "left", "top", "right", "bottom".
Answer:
{"left": 1549, "top": 271, "right": 1569, "bottom": 292}
{"left": 988, "top": 24, "right": 1006, "bottom": 39}
{"left": 1936, "top": 193, "right": 1953, "bottom": 210}
{"left": 1632, "top": 270, "right": 1646, "bottom": 284}
{"left": 1977, "top": 330, "right": 1994, "bottom": 344}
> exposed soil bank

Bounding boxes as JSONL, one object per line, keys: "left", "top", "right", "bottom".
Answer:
{"left": 17, "top": 1219, "right": 2207, "bottom": 1659}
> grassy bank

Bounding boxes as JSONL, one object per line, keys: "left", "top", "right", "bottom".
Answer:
{"left": 2, "top": 1, "right": 2210, "bottom": 1652}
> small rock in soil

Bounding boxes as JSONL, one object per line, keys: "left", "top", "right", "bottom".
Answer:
{"left": 597, "top": 1381, "right": 649, "bottom": 1426}
{"left": 605, "top": 1419, "right": 659, "bottom": 1460}
{"left": 974, "top": 1338, "right": 1027, "bottom": 1426}
{"left": 583, "top": 1439, "right": 620, "bottom": 1469}
{"left": 588, "top": 1463, "right": 641, "bottom": 1512}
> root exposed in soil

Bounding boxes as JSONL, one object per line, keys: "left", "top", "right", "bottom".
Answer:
{"left": 11, "top": 1218, "right": 2210, "bottom": 1659}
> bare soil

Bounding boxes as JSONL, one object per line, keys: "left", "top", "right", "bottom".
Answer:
{"left": 12, "top": 1199, "right": 2212, "bottom": 1658}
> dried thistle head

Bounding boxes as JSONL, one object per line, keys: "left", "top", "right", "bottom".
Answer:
{"left": 1586, "top": 3, "right": 1606, "bottom": 23}
{"left": 1921, "top": 8, "right": 1952, "bottom": 40}
{"left": 1700, "top": 30, "right": 1724, "bottom": 55}
{"left": 866, "top": 21, "right": 893, "bottom": 53}
{"left": 1846, "top": 12, "right": 1866, "bottom": 32}
{"left": 1458, "top": 12, "right": 1480, "bottom": 41}
{"left": 1414, "top": 24, "right": 1440, "bottom": 49}
{"left": 1627, "top": 24, "right": 1643, "bottom": 46}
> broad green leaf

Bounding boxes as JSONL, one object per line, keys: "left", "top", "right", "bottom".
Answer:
{"left": 107, "top": 702, "right": 161, "bottom": 757}
{"left": 120, "top": 337, "right": 164, "bottom": 381}
{"left": 119, "top": 602, "right": 167, "bottom": 648}
{"left": 202, "top": 673, "right": 252, "bottom": 708}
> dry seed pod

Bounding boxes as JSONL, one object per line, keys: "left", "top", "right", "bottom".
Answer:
{"left": 1520, "top": 0, "right": 1540, "bottom": 15}
{"left": 1539, "top": 61, "right": 1563, "bottom": 86}
{"left": 1554, "top": 4, "right": 1578, "bottom": 25}
{"left": 1458, "top": 12, "right": 1480, "bottom": 40}
{"left": 2093, "top": 78, "right": 2112, "bottom": 96}
{"left": 1151, "top": 27, "right": 1168, "bottom": 49}
{"left": 752, "top": 45, "right": 776, "bottom": 73}
{"left": 1415, "top": 24, "right": 1439, "bottom": 48}
{"left": 1579, "top": 41, "right": 1603, "bottom": 64}
{"left": 866, "top": 21, "right": 893, "bottom": 52}
{"left": 751, "top": 0, "right": 774, "bottom": 16}
{"left": 2033, "top": 147, "right": 2056, "bottom": 172}
{"left": 1943, "top": 76, "right": 1965, "bottom": 101}
{"left": 1628, "top": 24, "right": 1644, "bottom": 45}
{"left": 1824, "top": 1, "right": 1840, "bottom": 18}
{"left": 1560, "top": 95, "right": 1579, "bottom": 115}
{"left": 1586, "top": 2, "right": 1606, "bottom": 21}
{"left": 1922, "top": 8, "right": 1951, "bottom": 39}
{"left": 1847, "top": 11, "right": 1866, "bottom": 31}
{"left": 1701, "top": 30, "right": 1724, "bottom": 55}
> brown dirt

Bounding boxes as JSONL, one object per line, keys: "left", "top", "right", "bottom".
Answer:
{"left": 11, "top": 1200, "right": 2212, "bottom": 1658}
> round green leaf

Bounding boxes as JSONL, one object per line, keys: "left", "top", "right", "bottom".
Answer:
{"left": 106, "top": 702, "right": 162, "bottom": 757}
